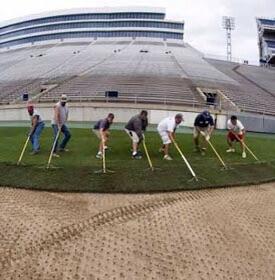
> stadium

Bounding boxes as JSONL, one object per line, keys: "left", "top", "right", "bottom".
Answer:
{"left": 0, "top": 6, "right": 275, "bottom": 280}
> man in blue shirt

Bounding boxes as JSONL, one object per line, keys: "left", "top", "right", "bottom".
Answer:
{"left": 193, "top": 110, "right": 214, "bottom": 154}
{"left": 93, "top": 113, "right": 115, "bottom": 159}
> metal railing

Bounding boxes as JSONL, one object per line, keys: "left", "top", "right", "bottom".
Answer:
{"left": 38, "top": 94, "right": 207, "bottom": 108}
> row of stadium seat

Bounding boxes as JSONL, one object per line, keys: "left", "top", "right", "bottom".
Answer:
{"left": 0, "top": 40, "right": 275, "bottom": 115}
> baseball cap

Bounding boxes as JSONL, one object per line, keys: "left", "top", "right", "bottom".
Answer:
{"left": 60, "top": 94, "right": 68, "bottom": 102}
{"left": 202, "top": 110, "right": 210, "bottom": 117}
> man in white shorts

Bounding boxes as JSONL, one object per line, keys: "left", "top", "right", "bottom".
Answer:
{"left": 93, "top": 113, "right": 114, "bottom": 159}
{"left": 157, "top": 114, "right": 184, "bottom": 160}
{"left": 125, "top": 110, "right": 148, "bottom": 159}
{"left": 226, "top": 115, "right": 246, "bottom": 158}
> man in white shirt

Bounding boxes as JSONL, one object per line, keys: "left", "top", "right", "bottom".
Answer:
{"left": 226, "top": 115, "right": 246, "bottom": 158}
{"left": 157, "top": 114, "right": 184, "bottom": 160}
{"left": 51, "top": 94, "right": 71, "bottom": 157}
{"left": 27, "top": 104, "right": 45, "bottom": 155}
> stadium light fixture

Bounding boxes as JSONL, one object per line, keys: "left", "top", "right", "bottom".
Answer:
{"left": 222, "top": 16, "right": 235, "bottom": 61}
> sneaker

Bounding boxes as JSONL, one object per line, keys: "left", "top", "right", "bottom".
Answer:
{"left": 96, "top": 152, "right": 102, "bottom": 159}
{"left": 30, "top": 150, "right": 39, "bottom": 155}
{"left": 242, "top": 151, "right": 247, "bottom": 158}
{"left": 163, "top": 155, "right": 173, "bottom": 161}
{"left": 52, "top": 153, "right": 60, "bottom": 158}
{"left": 59, "top": 148, "right": 69, "bottom": 152}
{"left": 226, "top": 148, "right": 235, "bottom": 153}
{"left": 132, "top": 153, "right": 142, "bottom": 160}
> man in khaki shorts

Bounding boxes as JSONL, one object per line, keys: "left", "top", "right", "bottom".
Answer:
{"left": 157, "top": 114, "right": 184, "bottom": 160}
{"left": 93, "top": 113, "right": 114, "bottom": 159}
{"left": 125, "top": 110, "right": 148, "bottom": 159}
{"left": 193, "top": 110, "right": 214, "bottom": 155}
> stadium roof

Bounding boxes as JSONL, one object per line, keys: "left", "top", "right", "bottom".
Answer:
{"left": 0, "top": 7, "right": 168, "bottom": 28}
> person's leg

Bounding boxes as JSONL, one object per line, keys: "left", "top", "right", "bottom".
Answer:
{"left": 52, "top": 124, "right": 59, "bottom": 153}
{"left": 201, "top": 128, "right": 208, "bottom": 150}
{"left": 102, "top": 131, "right": 109, "bottom": 150}
{"left": 226, "top": 132, "right": 235, "bottom": 152}
{"left": 238, "top": 135, "right": 246, "bottom": 158}
{"left": 30, "top": 134, "right": 34, "bottom": 150}
{"left": 32, "top": 122, "right": 44, "bottom": 152}
{"left": 93, "top": 130, "right": 103, "bottom": 156}
{"left": 59, "top": 124, "right": 71, "bottom": 150}
{"left": 193, "top": 128, "right": 200, "bottom": 151}
{"left": 132, "top": 132, "right": 141, "bottom": 158}
{"left": 227, "top": 135, "right": 233, "bottom": 148}
{"left": 163, "top": 144, "right": 169, "bottom": 156}
{"left": 132, "top": 142, "right": 138, "bottom": 154}
{"left": 159, "top": 132, "right": 172, "bottom": 160}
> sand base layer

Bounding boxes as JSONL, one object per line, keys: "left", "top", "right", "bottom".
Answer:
{"left": 0, "top": 184, "right": 275, "bottom": 279}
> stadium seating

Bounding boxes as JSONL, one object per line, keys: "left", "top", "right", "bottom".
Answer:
{"left": 206, "top": 59, "right": 275, "bottom": 115}
{"left": 1, "top": 39, "right": 275, "bottom": 115}
{"left": 235, "top": 64, "right": 275, "bottom": 94}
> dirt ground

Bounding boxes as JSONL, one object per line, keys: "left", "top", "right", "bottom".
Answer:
{"left": 0, "top": 184, "right": 275, "bottom": 280}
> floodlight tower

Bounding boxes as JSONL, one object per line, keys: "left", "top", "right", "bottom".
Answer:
{"left": 222, "top": 16, "right": 235, "bottom": 61}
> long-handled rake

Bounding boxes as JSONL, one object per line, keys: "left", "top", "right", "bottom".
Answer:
{"left": 17, "top": 135, "right": 30, "bottom": 166}
{"left": 95, "top": 139, "right": 115, "bottom": 174}
{"left": 172, "top": 139, "right": 198, "bottom": 182}
{"left": 200, "top": 132, "right": 228, "bottom": 169}
{"left": 47, "top": 129, "right": 61, "bottom": 169}
{"left": 235, "top": 134, "right": 259, "bottom": 162}
{"left": 142, "top": 139, "right": 154, "bottom": 171}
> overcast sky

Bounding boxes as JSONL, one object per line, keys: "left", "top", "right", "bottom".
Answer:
{"left": 1, "top": 0, "right": 274, "bottom": 64}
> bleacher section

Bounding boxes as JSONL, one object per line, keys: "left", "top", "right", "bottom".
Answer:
{"left": 0, "top": 40, "right": 275, "bottom": 115}
{"left": 236, "top": 65, "right": 275, "bottom": 95}
{"left": 40, "top": 75, "right": 199, "bottom": 106}
{"left": 206, "top": 59, "right": 275, "bottom": 115}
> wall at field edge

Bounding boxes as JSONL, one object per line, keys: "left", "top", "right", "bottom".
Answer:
{"left": 0, "top": 103, "right": 229, "bottom": 129}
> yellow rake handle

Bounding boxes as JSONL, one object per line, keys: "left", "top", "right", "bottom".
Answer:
{"left": 47, "top": 129, "right": 61, "bottom": 169}
{"left": 17, "top": 135, "right": 30, "bottom": 165}
{"left": 207, "top": 139, "right": 227, "bottom": 168}
{"left": 102, "top": 144, "right": 106, "bottom": 174}
{"left": 143, "top": 140, "right": 154, "bottom": 171}
{"left": 172, "top": 139, "right": 198, "bottom": 180}
{"left": 235, "top": 134, "right": 259, "bottom": 161}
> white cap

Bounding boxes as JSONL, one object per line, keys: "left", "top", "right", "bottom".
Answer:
{"left": 60, "top": 94, "right": 68, "bottom": 102}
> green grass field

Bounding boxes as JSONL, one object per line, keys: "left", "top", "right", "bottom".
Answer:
{"left": 0, "top": 125, "right": 275, "bottom": 193}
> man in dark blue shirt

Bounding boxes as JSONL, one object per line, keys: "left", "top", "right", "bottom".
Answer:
{"left": 193, "top": 110, "right": 214, "bottom": 154}
{"left": 93, "top": 113, "right": 114, "bottom": 159}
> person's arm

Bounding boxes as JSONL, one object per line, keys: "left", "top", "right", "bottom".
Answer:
{"left": 167, "top": 121, "right": 176, "bottom": 141}
{"left": 54, "top": 105, "right": 62, "bottom": 128}
{"left": 66, "top": 107, "right": 69, "bottom": 122}
{"left": 235, "top": 124, "right": 245, "bottom": 137}
{"left": 208, "top": 125, "right": 214, "bottom": 135}
{"left": 142, "top": 118, "right": 148, "bottom": 132}
{"left": 133, "top": 119, "right": 143, "bottom": 139}
{"left": 29, "top": 116, "right": 38, "bottom": 136}
{"left": 208, "top": 117, "right": 215, "bottom": 136}
{"left": 168, "top": 131, "right": 175, "bottom": 142}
